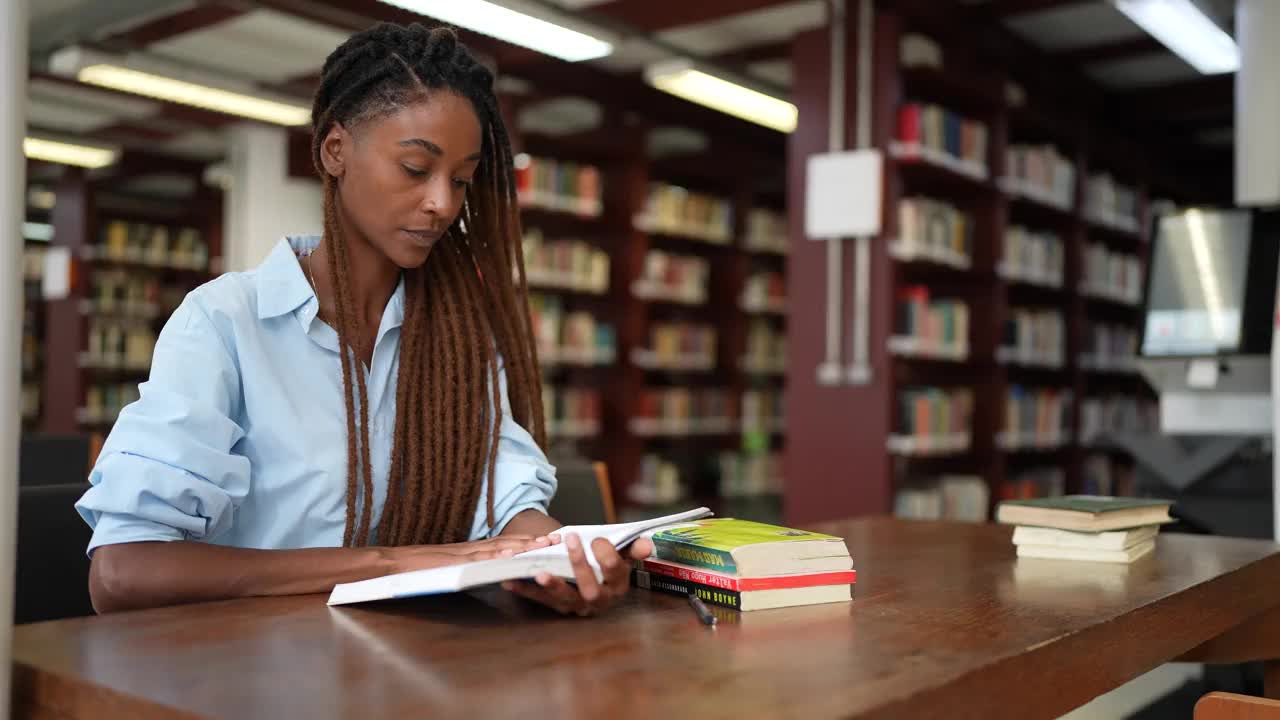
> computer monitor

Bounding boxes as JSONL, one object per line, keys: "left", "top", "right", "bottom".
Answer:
{"left": 1141, "top": 208, "right": 1280, "bottom": 358}
{"left": 1146, "top": 207, "right": 1280, "bottom": 356}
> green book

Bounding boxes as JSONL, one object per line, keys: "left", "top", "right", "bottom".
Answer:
{"left": 650, "top": 518, "right": 853, "bottom": 576}
{"left": 996, "top": 495, "right": 1173, "bottom": 532}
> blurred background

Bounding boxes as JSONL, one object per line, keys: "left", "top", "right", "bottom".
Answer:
{"left": 11, "top": 1, "right": 1275, "bottom": 716}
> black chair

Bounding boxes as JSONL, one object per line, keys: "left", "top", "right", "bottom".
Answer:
{"left": 546, "top": 459, "right": 616, "bottom": 526}
{"left": 15, "top": 483, "right": 94, "bottom": 624}
{"left": 19, "top": 433, "right": 91, "bottom": 487}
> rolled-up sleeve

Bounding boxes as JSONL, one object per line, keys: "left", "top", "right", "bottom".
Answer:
{"left": 470, "top": 356, "right": 557, "bottom": 540}
{"left": 75, "top": 295, "right": 250, "bottom": 555}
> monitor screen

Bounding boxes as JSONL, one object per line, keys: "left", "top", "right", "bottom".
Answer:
{"left": 1142, "top": 209, "right": 1252, "bottom": 356}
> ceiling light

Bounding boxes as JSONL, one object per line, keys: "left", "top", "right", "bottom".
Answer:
{"left": 645, "top": 60, "right": 797, "bottom": 134}
{"left": 1114, "top": 0, "right": 1239, "bottom": 74}
{"left": 379, "top": 0, "right": 613, "bottom": 62}
{"left": 75, "top": 65, "right": 311, "bottom": 126}
{"left": 23, "top": 137, "right": 118, "bottom": 169}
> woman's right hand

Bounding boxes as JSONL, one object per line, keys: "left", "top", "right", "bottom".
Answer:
{"left": 384, "top": 535, "right": 551, "bottom": 574}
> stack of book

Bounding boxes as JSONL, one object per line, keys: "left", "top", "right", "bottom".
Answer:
{"left": 634, "top": 519, "right": 855, "bottom": 611}
{"left": 895, "top": 196, "right": 972, "bottom": 265}
{"left": 893, "top": 287, "right": 969, "bottom": 359}
{"left": 894, "top": 103, "right": 989, "bottom": 176}
{"left": 522, "top": 229, "right": 610, "bottom": 294}
{"left": 514, "top": 155, "right": 603, "bottom": 217}
{"left": 1000, "top": 225, "right": 1063, "bottom": 288}
{"left": 744, "top": 208, "right": 788, "bottom": 255}
{"left": 1085, "top": 174, "right": 1140, "bottom": 232}
{"left": 1002, "top": 144, "right": 1075, "bottom": 209}
{"left": 741, "top": 271, "right": 787, "bottom": 313}
{"left": 633, "top": 250, "right": 709, "bottom": 305}
{"left": 635, "top": 183, "right": 733, "bottom": 244}
{"left": 1000, "top": 386, "right": 1073, "bottom": 449}
{"left": 997, "top": 496, "right": 1174, "bottom": 564}
{"left": 999, "top": 308, "right": 1064, "bottom": 368}
{"left": 1081, "top": 243, "right": 1143, "bottom": 304}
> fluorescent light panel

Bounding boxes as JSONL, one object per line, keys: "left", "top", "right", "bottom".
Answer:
{"left": 23, "top": 137, "right": 118, "bottom": 169}
{"left": 1114, "top": 0, "right": 1239, "bottom": 74}
{"left": 77, "top": 65, "right": 311, "bottom": 126}
{"left": 646, "top": 61, "right": 797, "bottom": 134}
{"left": 379, "top": 0, "right": 612, "bottom": 62}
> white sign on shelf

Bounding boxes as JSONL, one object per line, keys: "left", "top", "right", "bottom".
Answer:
{"left": 805, "top": 149, "right": 883, "bottom": 239}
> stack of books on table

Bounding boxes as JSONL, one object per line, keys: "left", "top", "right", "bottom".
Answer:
{"left": 632, "top": 519, "right": 855, "bottom": 611}
{"left": 996, "top": 495, "right": 1174, "bottom": 564}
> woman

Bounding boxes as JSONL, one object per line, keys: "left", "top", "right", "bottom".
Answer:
{"left": 75, "top": 22, "right": 648, "bottom": 616}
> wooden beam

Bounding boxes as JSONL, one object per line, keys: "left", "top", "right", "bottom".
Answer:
{"left": 1055, "top": 36, "right": 1166, "bottom": 64}
{"left": 586, "top": 0, "right": 797, "bottom": 33}
{"left": 978, "top": 0, "right": 1094, "bottom": 19}
{"left": 100, "top": 1, "right": 245, "bottom": 48}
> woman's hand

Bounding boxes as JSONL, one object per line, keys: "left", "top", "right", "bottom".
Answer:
{"left": 500, "top": 534, "right": 654, "bottom": 617}
{"left": 386, "top": 535, "right": 551, "bottom": 573}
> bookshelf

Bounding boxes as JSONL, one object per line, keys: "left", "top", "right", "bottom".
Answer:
{"left": 37, "top": 167, "right": 222, "bottom": 449}
{"left": 785, "top": 9, "right": 1167, "bottom": 525}
{"left": 513, "top": 132, "right": 788, "bottom": 518}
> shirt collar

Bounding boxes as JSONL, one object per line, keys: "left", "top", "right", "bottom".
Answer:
{"left": 255, "top": 235, "right": 407, "bottom": 331}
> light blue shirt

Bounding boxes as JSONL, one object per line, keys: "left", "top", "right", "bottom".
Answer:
{"left": 75, "top": 235, "right": 557, "bottom": 554}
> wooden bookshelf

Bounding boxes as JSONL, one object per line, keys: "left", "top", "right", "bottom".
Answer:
{"left": 784, "top": 7, "right": 1171, "bottom": 526}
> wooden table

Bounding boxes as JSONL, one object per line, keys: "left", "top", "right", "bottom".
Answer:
{"left": 14, "top": 518, "right": 1280, "bottom": 720}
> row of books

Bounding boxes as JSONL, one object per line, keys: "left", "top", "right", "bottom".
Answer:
{"left": 634, "top": 183, "right": 733, "bottom": 244}
{"left": 718, "top": 452, "right": 783, "bottom": 498}
{"left": 522, "top": 230, "right": 609, "bottom": 295}
{"left": 21, "top": 383, "right": 38, "bottom": 422}
{"left": 893, "top": 196, "right": 972, "bottom": 267}
{"left": 634, "top": 322, "right": 717, "bottom": 370}
{"left": 1000, "top": 226, "right": 1064, "bottom": 288}
{"left": 1000, "top": 466, "right": 1065, "bottom": 501}
{"left": 999, "top": 308, "right": 1064, "bottom": 368}
{"left": 84, "top": 271, "right": 186, "bottom": 320}
{"left": 22, "top": 245, "right": 43, "bottom": 282}
{"left": 743, "top": 320, "right": 786, "bottom": 375}
{"left": 1001, "top": 144, "right": 1075, "bottom": 210}
{"left": 514, "top": 155, "right": 603, "bottom": 217}
{"left": 744, "top": 208, "right": 788, "bottom": 255}
{"left": 1081, "top": 454, "right": 1138, "bottom": 497}
{"left": 895, "top": 103, "right": 990, "bottom": 178}
{"left": 529, "top": 296, "right": 616, "bottom": 367}
{"left": 83, "top": 319, "right": 157, "bottom": 372}
{"left": 1080, "top": 323, "right": 1139, "bottom": 371}
{"left": 92, "top": 221, "right": 208, "bottom": 271}
{"left": 1084, "top": 173, "right": 1141, "bottom": 233}
{"left": 893, "top": 387, "right": 975, "bottom": 449}
{"left": 1001, "top": 386, "right": 1073, "bottom": 449}
{"left": 893, "top": 287, "right": 969, "bottom": 358}
{"left": 1080, "top": 243, "right": 1143, "bottom": 305}
{"left": 631, "top": 388, "right": 736, "bottom": 436}
{"left": 741, "top": 271, "right": 787, "bottom": 314}
{"left": 542, "top": 386, "right": 602, "bottom": 439}
{"left": 1079, "top": 395, "right": 1158, "bottom": 445}
{"left": 79, "top": 382, "right": 142, "bottom": 426}
{"left": 741, "top": 389, "right": 785, "bottom": 435}
{"left": 633, "top": 518, "right": 853, "bottom": 612}
{"left": 893, "top": 475, "right": 989, "bottom": 523}
{"left": 630, "top": 454, "right": 686, "bottom": 506}
{"left": 633, "top": 250, "right": 709, "bottom": 305}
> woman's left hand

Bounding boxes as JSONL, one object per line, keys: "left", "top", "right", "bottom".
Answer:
{"left": 501, "top": 533, "right": 653, "bottom": 616}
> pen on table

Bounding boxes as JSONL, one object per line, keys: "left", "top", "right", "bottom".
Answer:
{"left": 688, "top": 593, "right": 717, "bottom": 626}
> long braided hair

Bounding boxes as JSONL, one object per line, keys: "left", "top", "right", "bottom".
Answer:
{"left": 310, "top": 23, "right": 544, "bottom": 547}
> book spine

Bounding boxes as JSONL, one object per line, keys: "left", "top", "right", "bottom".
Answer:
{"left": 652, "top": 538, "right": 739, "bottom": 573}
{"left": 634, "top": 570, "right": 743, "bottom": 610}
{"left": 642, "top": 559, "right": 857, "bottom": 591}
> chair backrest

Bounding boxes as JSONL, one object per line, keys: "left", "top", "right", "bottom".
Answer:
{"left": 16, "top": 483, "right": 94, "bottom": 624}
{"left": 19, "top": 433, "right": 91, "bottom": 487}
{"left": 546, "top": 459, "right": 617, "bottom": 526}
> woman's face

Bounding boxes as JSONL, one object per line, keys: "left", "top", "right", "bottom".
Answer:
{"left": 328, "top": 91, "right": 483, "bottom": 269}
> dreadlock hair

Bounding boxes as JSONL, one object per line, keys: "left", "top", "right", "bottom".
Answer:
{"left": 310, "top": 22, "right": 544, "bottom": 547}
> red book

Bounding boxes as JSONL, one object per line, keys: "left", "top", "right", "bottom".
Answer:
{"left": 641, "top": 558, "right": 856, "bottom": 591}
{"left": 898, "top": 103, "right": 923, "bottom": 144}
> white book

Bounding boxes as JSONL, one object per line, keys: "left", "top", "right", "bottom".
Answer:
{"left": 328, "top": 507, "right": 713, "bottom": 606}
{"left": 1013, "top": 524, "right": 1158, "bottom": 551}
{"left": 1016, "top": 539, "right": 1156, "bottom": 564}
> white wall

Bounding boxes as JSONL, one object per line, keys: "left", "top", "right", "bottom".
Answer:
{"left": 1236, "top": 0, "right": 1280, "bottom": 206}
{"left": 222, "top": 123, "right": 323, "bottom": 272}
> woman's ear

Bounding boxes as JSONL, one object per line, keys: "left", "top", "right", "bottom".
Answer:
{"left": 320, "top": 123, "right": 348, "bottom": 179}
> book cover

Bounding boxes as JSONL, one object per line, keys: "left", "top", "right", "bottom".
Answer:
{"left": 650, "top": 519, "right": 850, "bottom": 575}
{"left": 997, "top": 495, "right": 1173, "bottom": 532}
{"left": 641, "top": 557, "right": 856, "bottom": 592}
{"left": 1012, "top": 524, "right": 1158, "bottom": 551}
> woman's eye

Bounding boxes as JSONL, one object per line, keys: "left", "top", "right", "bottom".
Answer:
{"left": 454, "top": 178, "right": 473, "bottom": 189}
{"left": 402, "top": 165, "right": 427, "bottom": 178}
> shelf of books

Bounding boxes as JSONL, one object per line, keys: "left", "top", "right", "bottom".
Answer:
{"left": 808, "top": 14, "right": 1168, "bottom": 523}
{"left": 515, "top": 145, "right": 788, "bottom": 521}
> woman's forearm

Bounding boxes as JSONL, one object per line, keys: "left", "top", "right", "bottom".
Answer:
{"left": 89, "top": 541, "right": 395, "bottom": 614}
{"left": 500, "top": 508, "right": 563, "bottom": 538}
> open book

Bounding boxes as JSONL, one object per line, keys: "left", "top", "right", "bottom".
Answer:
{"left": 328, "top": 507, "right": 713, "bottom": 606}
